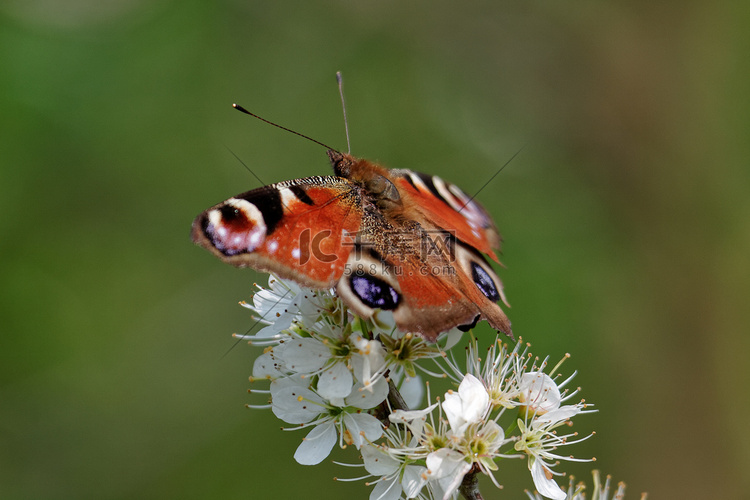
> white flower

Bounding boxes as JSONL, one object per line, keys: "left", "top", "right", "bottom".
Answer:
{"left": 441, "top": 336, "right": 529, "bottom": 411}
{"left": 362, "top": 444, "right": 428, "bottom": 500}
{"left": 242, "top": 275, "right": 307, "bottom": 337}
{"left": 270, "top": 377, "right": 386, "bottom": 465}
{"left": 479, "top": 339, "right": 527, "bottom": 409}
{"left": 362, "top": 407, "right": 436, "bottom": 499}
{"left": 425, "top": 447, "right": 472, "bottom": 500}
{"left": 241, "top": 274, "right": 347, "bottom": 339}
{"left": 442, "top": 374, "right": 490, "bottom": 436}
{"left": 525, "top": 470, "right": 639, "bottom": 500}
{"left": 519, "top": 372, "right": 562, "bottom": 416}
{"left": 350, "top": 332, "right": 388, "bottom": 391}
{"left": 392, "top": 374, "right": 515, "bottom": 499}
{"left": 464, "top": 419, "right": 507, "bottom": 474}
{"left": 279, "top": 322, "right": 388, "bottom": 401}
{"left": 389, "top": 403, "right": 439, "bottom": 442}
{"left": 440, "top": 378, "right": 514, "bottom": 491}
{"left": 238, "top": 276, "right": 604, "bottom": 500}
{"left": 385, "top": 404, "right": 466, "bottom": 499}
{"left": 379, "top": 331, "right": 444, "bottom": 380}
{"left": 515, "top": 406, "right": 594, "bottom": 499}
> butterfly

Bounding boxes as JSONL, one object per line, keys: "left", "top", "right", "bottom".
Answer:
{"left": 192, "top": 147, "right": 511, "bottom": 342}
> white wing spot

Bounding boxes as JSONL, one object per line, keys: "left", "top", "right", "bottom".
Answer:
{"left": 279, "top": 187, "right": 298, "bottom": 208}
{"left": 409, "top": 173, "right": 430, "bottom": 194}
{"left": 209, "top": 199, "right": 267, "bottom": 253}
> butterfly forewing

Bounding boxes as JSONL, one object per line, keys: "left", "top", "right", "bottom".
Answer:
{"left": 192, "top": 176, "right": 363, "bottom": 288}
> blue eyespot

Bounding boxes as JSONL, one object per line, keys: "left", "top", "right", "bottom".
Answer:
{"left": 471, "top": 262, "right": 500, "bottom": 302}
{"left": 350, "top": 272, "right": 400, "bottom": 310}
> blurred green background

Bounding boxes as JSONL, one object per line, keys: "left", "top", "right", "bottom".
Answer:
{"left": 1, "top": 1, "right": 747, "bottom": 498}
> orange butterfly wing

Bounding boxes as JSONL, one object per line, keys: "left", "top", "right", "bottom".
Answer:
{"left": 192, "top": 177, "right": 362, "bottom": 288}
{"left": 393, "top": 171, "right": 501, "bottom": 262}
{"left": 336, "top": 221, "right": 510, "bottom": 341}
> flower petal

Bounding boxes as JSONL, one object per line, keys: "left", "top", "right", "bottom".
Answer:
{"left": 402, "top": 465, "right": 428, "bottom": 498}
{"left": 271, "top": 384, "right": 323, "bottom": 424}
{"left": 342, "top": 412, "right": 384, "bottom": 448}
{"left": 426, "top": 448, "right": 471, "bottom": 500}
{"left": 520, "top": 372, "right": 561, "bottom": 415}
{"left": 370, "top": 475, "right": 401, "bottom": 500}
{"left": 443, "top": 374, "right": 489, "bottom": 434}
{"left": 252, "top": 350, "right": 283, "bottom": 379}
{"left": 351, "top": 334, "right": 387, "bottom": 387}
{"left": 283, "top": 338, "right": 331, "bottom": 373}
{"left": 530, "top": 459, "right": 566, "bottom": 500}
{"left": 361, "top": 444, "right": 399, "bottom": 476}
{"left": 399, "top": 375, "right": 425, "bottom": 410}
{"left": 389, "top": 404, "right": 438, "bottom": 440}
{"left": 534, "top": 405, "right": 580, "bottom": 426}
{"left": 293, "top": 421, "right": 337, "bottom": 465}
{"left": 441, "top": 328, "right": 464, "bottom": 350}
{"left": 345, "top": 378, "right": 389, "bottom": 410}
{"left": 317, "top": 361, "right": 354, "bottom": 400}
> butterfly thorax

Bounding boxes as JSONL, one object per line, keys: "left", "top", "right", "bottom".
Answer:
{"left": 328, "top": 150, "right": 404, "bottom": 213}
{"left": 327, "top": 151, "right": 437, "bottom": 262}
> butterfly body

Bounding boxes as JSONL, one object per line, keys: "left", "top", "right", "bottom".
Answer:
{"left": 192, "top": 150, "right": 511, "bottom": 341}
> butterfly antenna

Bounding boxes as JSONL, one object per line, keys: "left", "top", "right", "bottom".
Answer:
{"left": 222, "top": 143, "right": 266, "bottom": 186}
{"left": 232, "top": 104, "right": 338, "bottom": 152}
{"left": 459, "top": 144, "right": 526, "bottom": 214}
{"left": 336, "top": 71, "right": 352, "bottom": 154}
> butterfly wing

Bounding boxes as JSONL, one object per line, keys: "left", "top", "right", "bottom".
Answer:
{"left": 191, "top": 176, "right": 362, "bottom": 288}
{"left": 392, "top": 170, "right": 501, "bottom": 261}
{"left": 335, "top": 222, "right": 510, "bottom": 341}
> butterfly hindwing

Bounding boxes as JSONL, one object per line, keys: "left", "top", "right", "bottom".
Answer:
{"left": 336, "top": 217, "right": 510, "bottom": 341}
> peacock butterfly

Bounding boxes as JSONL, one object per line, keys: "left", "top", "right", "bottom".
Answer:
{"left": 191, "top": 112, "right": 511, "bottom": 342}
